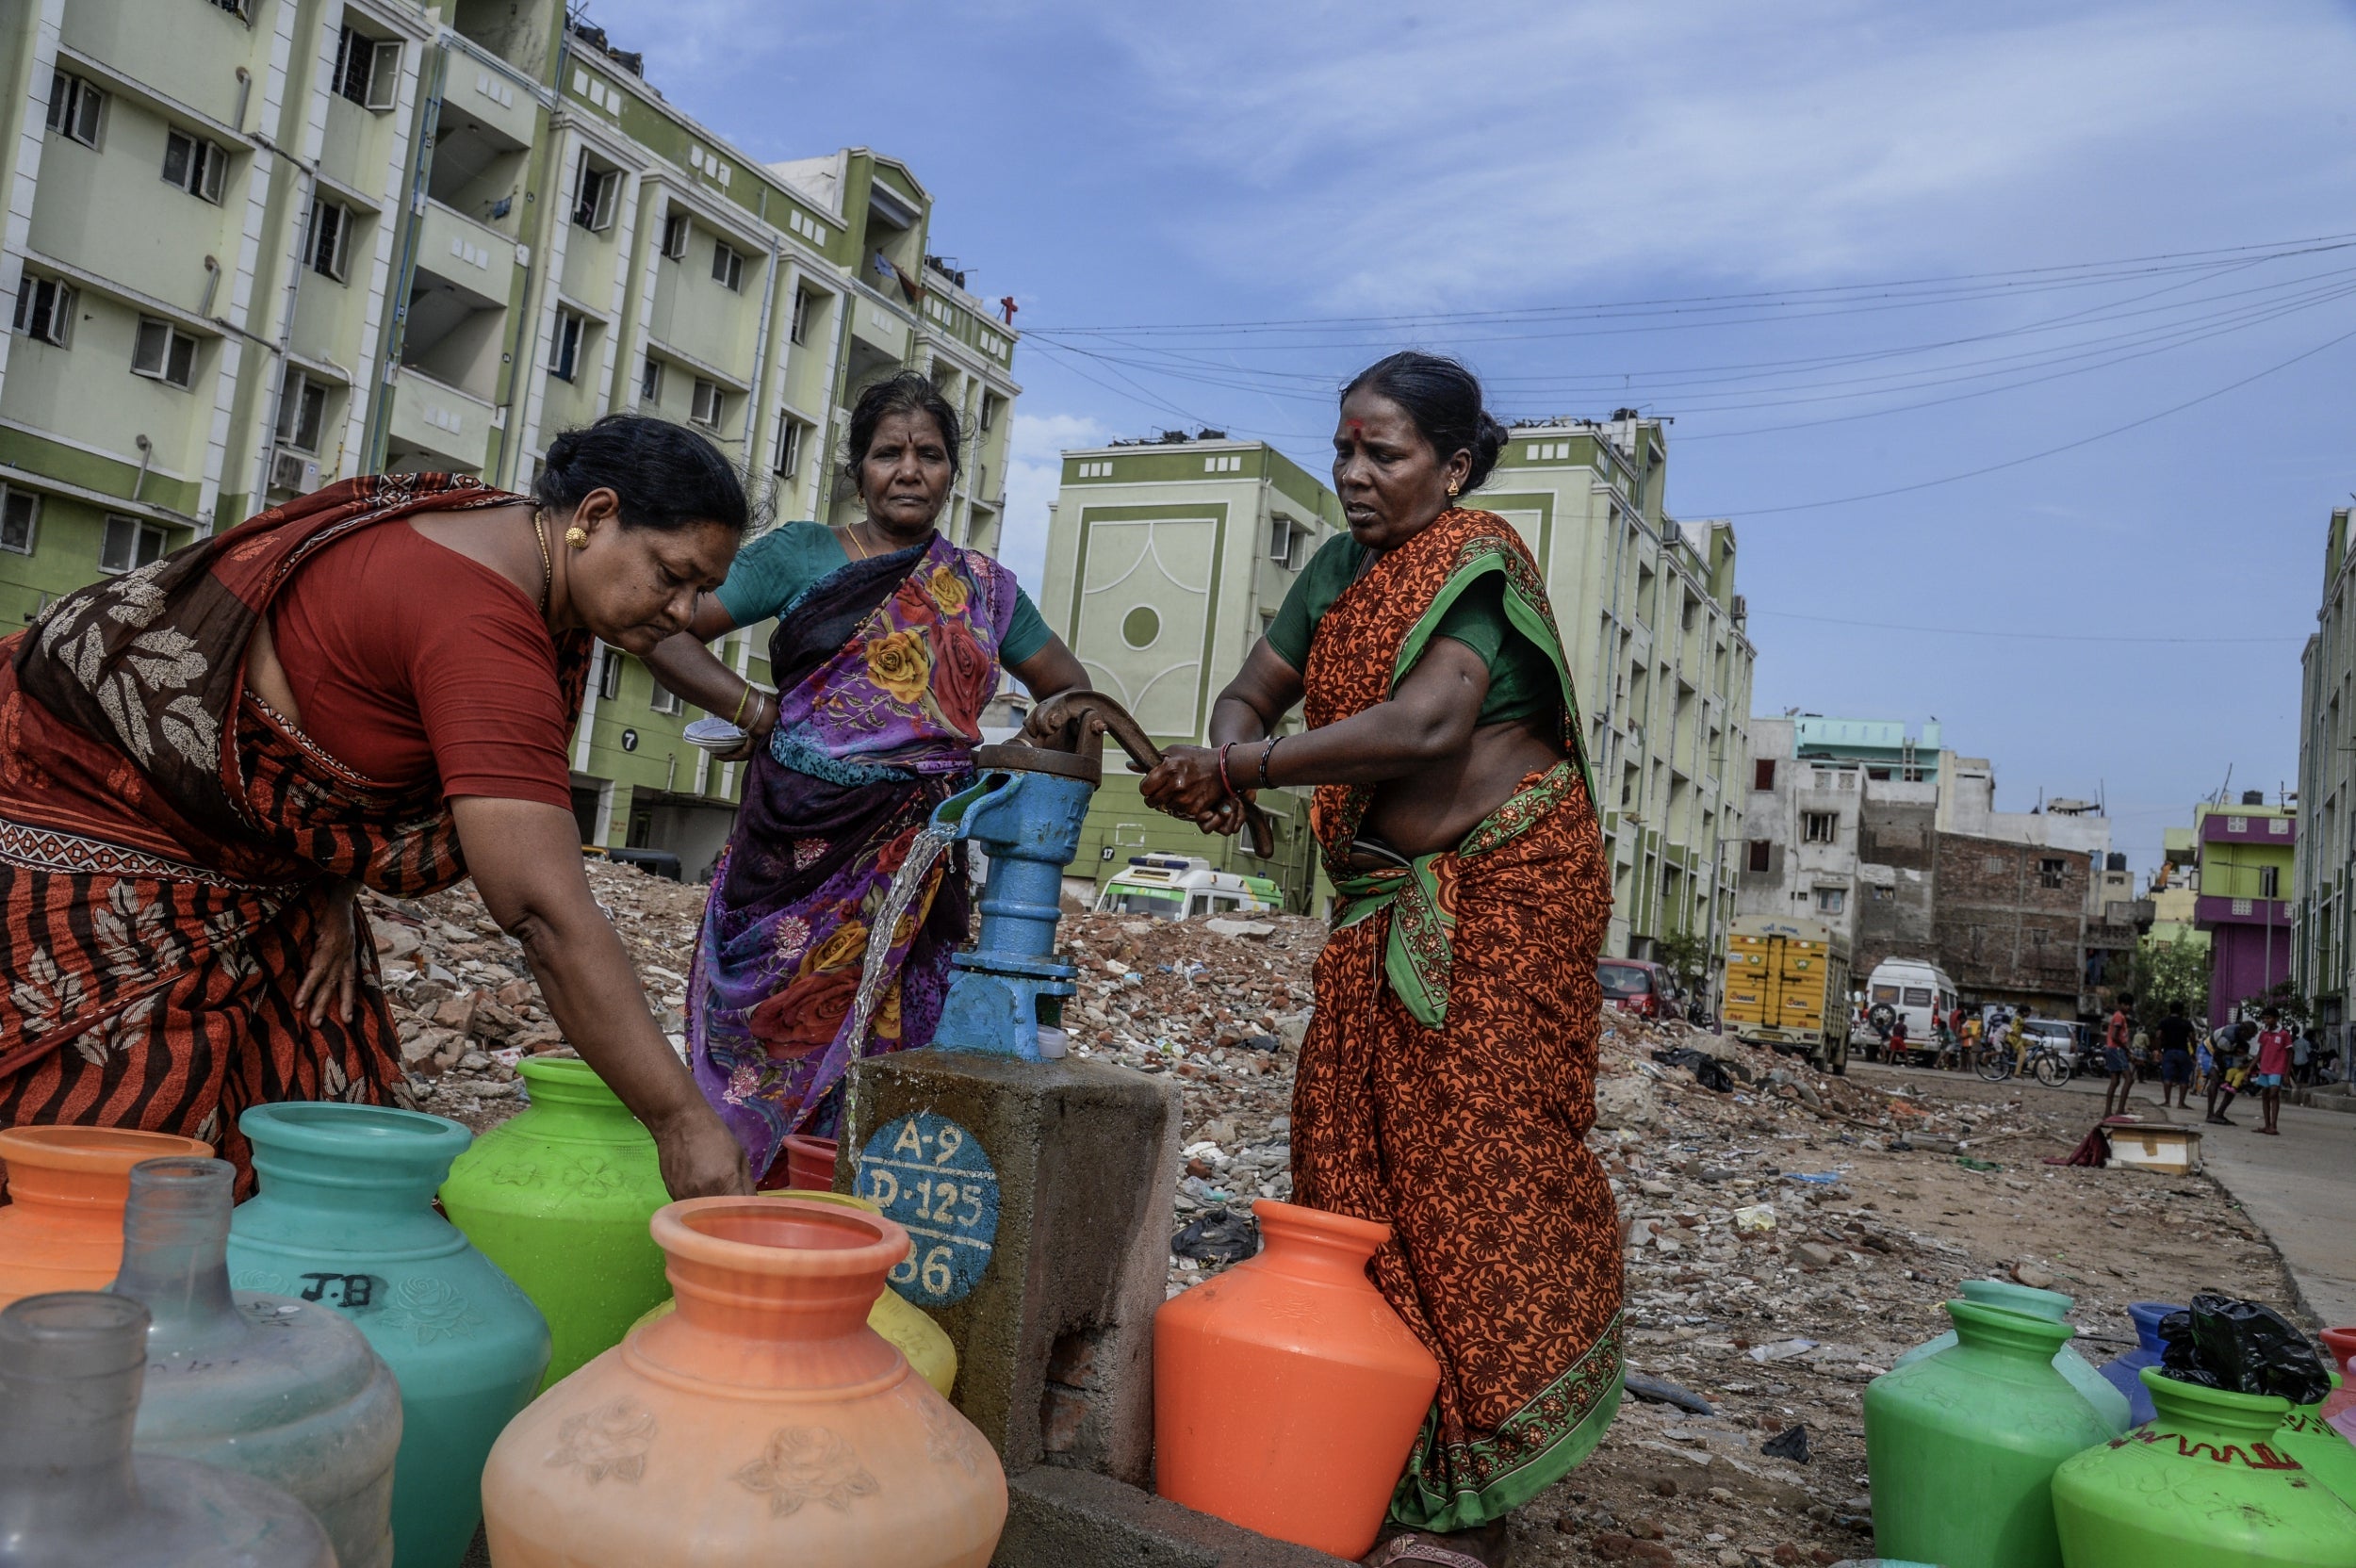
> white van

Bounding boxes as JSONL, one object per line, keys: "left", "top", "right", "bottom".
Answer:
{"left": 1863, "top": 956, "right": 1957, "bottom": 1064}
{"left": 1093, "top": 856, "right": 1284, "bottom": 922}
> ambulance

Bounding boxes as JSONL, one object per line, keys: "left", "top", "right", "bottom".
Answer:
{"left": 1091, "top": 855, "right": 1284, "bottom": 922}
{"left": 1722, "top": 914, "right": 1852, "bottom": 1073}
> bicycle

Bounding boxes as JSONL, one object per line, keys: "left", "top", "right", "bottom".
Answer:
{"left": 1974, "top": 1042, "right": 2073, "bottom": 1087}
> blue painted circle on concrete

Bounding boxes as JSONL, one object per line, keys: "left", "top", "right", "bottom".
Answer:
{"left": 857, "top": 1112, "right": 1000, "bottom": 1308}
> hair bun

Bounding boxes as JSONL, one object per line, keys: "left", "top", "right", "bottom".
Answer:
{"left": 1465, "top": 411, "right": 1509, "bottom": 491}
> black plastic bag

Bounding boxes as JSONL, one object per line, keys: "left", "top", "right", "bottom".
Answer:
{"left": 1171, "top": 1210, "right": 1259, "bottom": 1265}
{"left": 2155, "top": 1292, "right": 2331, "bottom": 1405}
{"left": 1761, "top": 1424, "right": 1811, "bottom": 1464}
{"left": 1650, "top": 1047, "right": 1735, "bottom": 1094}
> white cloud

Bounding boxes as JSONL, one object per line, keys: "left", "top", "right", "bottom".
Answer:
{"left": 995, "top": 410, "right": 1107, "bottom": 599}
{"left": 1099, "top": 0, "right": 2356, "bottom": 306}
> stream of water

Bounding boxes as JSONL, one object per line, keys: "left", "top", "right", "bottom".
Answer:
{"left": 843, "top": 823, "right": 959, "bottom": 1051}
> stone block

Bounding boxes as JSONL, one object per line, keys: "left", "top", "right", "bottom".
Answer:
{"left": 843, "top": 1047, "right": 1181, "bottom": 1485}
{"left": 994, "top": 1465, "right": 1352, "bottom": 1568}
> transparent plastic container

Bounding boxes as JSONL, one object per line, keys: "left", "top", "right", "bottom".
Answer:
{"left": 0, "top": 1290, "right": 334, "bottom": 1568}
{"left": 111, "top": 1156, "right": 401, "bottom": 1568}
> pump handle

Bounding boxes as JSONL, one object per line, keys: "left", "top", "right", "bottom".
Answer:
{"left": 1018, "top": 688, "right": 1276, "bottom": 858}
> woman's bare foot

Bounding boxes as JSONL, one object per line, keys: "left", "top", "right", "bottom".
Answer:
{"left": 1365, "top": 1519, "right": 1512, "bottom": 1567}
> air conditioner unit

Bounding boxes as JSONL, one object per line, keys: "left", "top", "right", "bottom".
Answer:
{"left": 1731, "top": 594, "right": 1747, "bottom": 620}
{"left": 1660, "top": 519, "right": 1681, "bottom": 549}
{"left": 270, "top": 452, "right": 319, "bottom": 494}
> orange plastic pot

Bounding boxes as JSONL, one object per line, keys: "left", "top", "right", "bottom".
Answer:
{"left": 781, "top": 1134, "right": 839, "bottom": 1192}
{"left": 481, "top": 1196, "right": 1006, "bottom": 1568}
{"left": 0, "top": 1127, "right": 213, "bottom": 1308}
{"left": 1153, "top": 1199, "right": 1440, "bottom": 1559}
{"left": 2322, "top": 1327, "right": 2356, "bottom": 1441}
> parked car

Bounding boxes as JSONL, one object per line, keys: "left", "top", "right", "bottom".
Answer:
{"left": 1598, "top": 958, "right": 1684, "bottom": 1022}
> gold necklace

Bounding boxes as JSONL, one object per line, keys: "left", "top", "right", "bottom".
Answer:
{"left": 843, "top": 520, "right": 874, "bottom": 561}
{"left": 532, "top": 511, "right": 553, "bottom": 613}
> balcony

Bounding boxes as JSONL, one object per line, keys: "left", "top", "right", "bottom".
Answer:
{"left": 417, "top": 201, "right": 515, "bottom": 310}
{"left": 2194, "top": 895, "right": 2294, "bottom": 928}
{"left": 385, "top": 368, "right": 493, "bottom": 475}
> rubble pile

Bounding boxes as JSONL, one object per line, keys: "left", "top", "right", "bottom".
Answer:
{"left": 361, "top": 864, "right": 708, "bottom": 1133}
{"left": 381, "top": 874, "right": 2299, "bottom": 1565}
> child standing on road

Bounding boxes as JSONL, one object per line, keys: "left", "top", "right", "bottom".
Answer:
{"left": 2207, "top": 1020, "right": 2257, "bottom": 1126}
{"left": 2156, "top": 1000, "right": 2197, "bottom": 1110}
{"left": 2253, "top": 1006, "right": 2294, "bottom": 1136}
{"left": 2101, "top": 994, "right": 2136, "bottom": 1119}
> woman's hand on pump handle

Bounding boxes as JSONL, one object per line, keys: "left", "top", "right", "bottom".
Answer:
{"left": 1140, "top": 745, "right": 1254, "bottom": 837}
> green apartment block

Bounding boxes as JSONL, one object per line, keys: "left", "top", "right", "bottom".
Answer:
{"left": 0, "top": 0, "right": 1018, "bottom": 875}
{"left": 1039, "top": 417, "right": 1756, "bottom": 971}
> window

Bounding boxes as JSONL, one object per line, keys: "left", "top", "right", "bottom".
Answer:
{"left": 597, "top": 648, "right": 623, "bottom": 700}
{"left": 552, "top": 310, "right": 585, "bottom": 382}
{"left": 1753, "top": 758, "right": 1775, "bottom": 791}
{"left": 333, "top": 26, "right": 401, "bottom": 110}
{"left": 979, "top": 395, "right": 1000, "bottom": 433}
{"left": 639, "top": 355, "right": 662, "bottom": 403}
{"left": 648, "top": 681, "right": 682, "bottom": 716}
{"left": 690, "top": 378, "right": 726, "bottom": 430}
{"left": 275, "top": 368, "right": 326, "bottom": 453}
{"left": 789, "top": 287, "right": 820, "bottom": 345}
{"left": 1873, "top": 884, "right": 1893, "bottom": 901}
{"left": 0, "top": 489, "right": 37, "bottom": 555}
{"left": 2037, "top": 858, "right": 2066, "bottom": 890}
{"left": 131, "top": 318, "right": 198, "bottom": 389}
{"left": 1983, "top": 854, "right": 2006, "bottom": 874}
{"left": 570, "top": 154, "right": 618, "bottom": 232}
{"left": 1745, "top": 839, "right": 1772, "bottom": 874}
{"left": 661, "top": 213, "right": 690, "bottom": 260}
{"left": 772, "top": 415, "right": 805, "bottom": 478}
{"left": 161, "top": 130, "right": 227, "bottom": 203}
{"left": 710, "top": 240, "right": 743, "bottom": 291}
{"left": 46, "top": 72, "right": 104, "bottom": 148}
{"left": 307, "top": 198, "right": 351, "bottom": 282}
{"left": 99, "top": 515, "right": 167, "bottom": 575}
{"left": 1268, "top": 517, "right": 1304, "bottom": 569}
{"left": 2262, "top": 865, "right": 2282, "bottom": 898}
{"left": 207, "top": 0, "right": 250, "bottom": 15}
{"left": 1803, "top": 811, "right": 1838, "bottom": 844}
{"left": 1814, "top": 886, "right": 1845, "bottom": 914}
{"left": 13, "top": 275, "right": 74, "bottom": 347}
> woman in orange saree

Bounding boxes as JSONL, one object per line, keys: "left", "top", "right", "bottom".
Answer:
{"left": 1144, "top": 353, "right": 1619, "bottom": 1567}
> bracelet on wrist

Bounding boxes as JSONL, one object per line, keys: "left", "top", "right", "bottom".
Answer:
{"left": 1257, "top": 733, "right": 1280, "bottom": 788}
{"left": 731, "top": 681, "right": 755, "bottom": 727}
{"left": 1215, "top": 743, "right": 1239, "bottom": 800}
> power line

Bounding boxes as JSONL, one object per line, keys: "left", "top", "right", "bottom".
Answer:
{"left": 1692, "top": 319, "right": 2356, "bottom": 517}
{"left": 1754, "top": 610, "right": 2304, "bottom": 645}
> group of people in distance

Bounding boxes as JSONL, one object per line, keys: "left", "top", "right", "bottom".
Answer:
{"left": 0, "top": 351, "right": 1598, "bottom": 1564}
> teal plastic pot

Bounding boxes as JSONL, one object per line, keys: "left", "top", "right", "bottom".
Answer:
{"left": 1891, "top": 1278, "right": 2131, "bottom": 1434}
{"left": 227, "top": 1102, "right": 550, "bottom": 1568}
{"left": 1863, "top": 1299, "right": 2116, "bottom": 1568}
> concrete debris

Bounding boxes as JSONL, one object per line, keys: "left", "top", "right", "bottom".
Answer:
{"left": 413, "top": 875, "right": 2299, "bottom": 1563}
{"left": 362, "top": 861, "right": 707, "bottom": 1133}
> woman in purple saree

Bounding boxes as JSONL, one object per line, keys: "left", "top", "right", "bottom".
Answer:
{"left": 646, "top": 374, "right": 1084, "bottom": 1182}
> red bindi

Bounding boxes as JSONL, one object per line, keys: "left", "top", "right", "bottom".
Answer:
{"left": 1347, "top": 418, "right": 1365, "bottom": 436}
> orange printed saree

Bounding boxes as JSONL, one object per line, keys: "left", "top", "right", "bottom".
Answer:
{"left": 1291, "top": 508, "right": 1622, "bottom": 1531}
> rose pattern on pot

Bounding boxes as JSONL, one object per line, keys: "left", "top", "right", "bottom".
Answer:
{"left": 378, "top": 1275, "right": 483, "bottom": 1345}
{"left": 547, "top": 1397, "right": 657, "bottom": 1485}
{"left": 733, "top": 1425, "right": 880, "bottom": 1517}
{"left": 919, "top": 1393, "right": 985, "bottom": 1478}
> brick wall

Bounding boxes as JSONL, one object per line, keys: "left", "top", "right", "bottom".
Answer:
{"left": 1932, "top": 831, "right": 2090, "bottom": 1011}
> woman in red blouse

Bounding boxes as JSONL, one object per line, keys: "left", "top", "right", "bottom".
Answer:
{"left": 0, "top": 415, "right": 753, "bottom": 1198}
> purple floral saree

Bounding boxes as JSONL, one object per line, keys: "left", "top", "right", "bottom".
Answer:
{"left": 688, "top": 531, "right": 1020, "bottom": 1181}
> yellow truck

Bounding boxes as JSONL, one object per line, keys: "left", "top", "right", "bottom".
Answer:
{"left": 1723, "top": 915, "right": 1852, "bottom": 1073}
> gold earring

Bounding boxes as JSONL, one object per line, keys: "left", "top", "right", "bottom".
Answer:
{"left": 1447, "top": 480, "right": 1461, "bottom": 498}
{"left": 564, "top": 526, "right": 589, "bottom": 548}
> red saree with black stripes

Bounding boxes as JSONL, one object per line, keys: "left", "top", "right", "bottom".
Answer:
{"left": 0, "top": 475, "right": 586, "bottom": 1188}
{"left": 1291, "top": 507, "right": 1623, "bottom": 1531}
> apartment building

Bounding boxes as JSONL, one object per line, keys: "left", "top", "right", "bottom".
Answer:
{"left": 1039, "top": 416, "right": 1758, "bottom": 976}
{"left": 1038, "top": 434, "right": 1340, "bottom": 909}
{"left": 1737, "top": 714, "right": 2133, "bottom": 1017}
{"left": 2170, "top": 792, "right": 2297, "bottom": 1029}
{"left": 2298, "top": 504, "right": 2356, "bottom": 1047}
{"left": 0, "top": 0, "right": 1018, "bottom": 874}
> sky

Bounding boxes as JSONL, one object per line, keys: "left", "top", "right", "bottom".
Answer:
{"left": 589, "top": 0, "right": 2356, "bottom": 874}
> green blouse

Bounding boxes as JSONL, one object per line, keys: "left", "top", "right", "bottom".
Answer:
{"left": 1264, "top": 533, "right": 1555, "bottom": 726}
{"left": 712, "top": 522, "right": 1053, "bottom": 665}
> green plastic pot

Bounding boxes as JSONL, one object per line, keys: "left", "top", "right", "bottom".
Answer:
{"left": 2053, "top": 1368, "right": 2356, "bottom": 1566}
{"left": 1863, "top": 1299, "right": 2115, "bottom": 1568}
{"left": 1891, "top": 1278, "right": 2131, "bottom": 1435}
{"left": 437, "top": 1057, "right": 670, "bottom": 1391}
{"left": 2278, "top": 1397, "right": 2356, "bottom": 1513}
